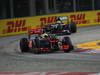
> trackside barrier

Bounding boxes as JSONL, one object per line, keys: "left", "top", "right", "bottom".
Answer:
{"left": 0, "top": 10, "right": 100, "bottom": 36}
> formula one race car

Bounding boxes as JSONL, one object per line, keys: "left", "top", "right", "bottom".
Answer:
{"left": 43, "top": 16, "right": 77, "bottom": 35}
{"left": 19, "top": 16, "right": 76, "bottom": 54}
{"left": 20, "top": 28, "right": 74, "bottom": 54}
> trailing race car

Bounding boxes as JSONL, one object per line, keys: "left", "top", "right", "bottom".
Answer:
{"left": 20, "top": 28, "right": 74, "bottom": 54}
{"left": 43, "top": 16, "right": 77, "bottom": 35}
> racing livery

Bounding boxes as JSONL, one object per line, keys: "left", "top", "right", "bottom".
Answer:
{"left": 19, "top": 16, "right": 76, "bottom": 54}
{"left": 43, "top": 16, "right": 77, "bottom": 35}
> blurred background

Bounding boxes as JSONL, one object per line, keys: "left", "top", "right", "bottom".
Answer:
{"left": 0, "top": 0, "right": 100, "bottom": 19}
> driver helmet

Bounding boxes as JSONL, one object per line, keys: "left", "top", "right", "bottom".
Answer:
{"left": 56, "top": 20, "right": 62, "bottom": 24}
{"left": 41, "top": 33, "right": 48, "bottom": 38}
{"left": 56, "top": 17, "right": 62, "bottom": 24}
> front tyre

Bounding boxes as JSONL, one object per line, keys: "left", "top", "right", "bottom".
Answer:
{"left": 20, "top": 38, "right": 29, "bottom": 52}
{"left": 62, "top": 37, "right": 74, "bottom": 53}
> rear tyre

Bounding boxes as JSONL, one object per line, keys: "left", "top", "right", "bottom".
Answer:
{"left": 62, "top": 37, "right": 74, "bottom": 53}
{"left": 68, "top": 22, "right": 77, "bottom": 33}
{"left": 20, "top": 38, "right": 29, "bottom": 52}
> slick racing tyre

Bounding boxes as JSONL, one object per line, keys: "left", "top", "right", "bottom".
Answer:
{"left": 62, "top": 37, "right": 74, "bottom": 52}
{"left": 20, "top": 38, "right": 29, "bottom": 52}
{"left": 68, "top": 22, "right": 77, "bottom": 33}
{"left": 34, "top": 37, "right": 40, "bottom": 48}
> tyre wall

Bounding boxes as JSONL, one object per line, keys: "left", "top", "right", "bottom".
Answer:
{"left": 0, "top": 10, "right": 100, "bottom": 36}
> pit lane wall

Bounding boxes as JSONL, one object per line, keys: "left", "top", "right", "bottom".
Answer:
{"left": 0, "top": 10, "right": 100, "bottom": 36}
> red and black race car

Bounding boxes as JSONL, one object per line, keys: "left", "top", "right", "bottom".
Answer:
{"left": 19, "top": 16, "right": 76, "bottom": 54}
{"left": 20, "top": 28, "right": 74, "bottom": 54}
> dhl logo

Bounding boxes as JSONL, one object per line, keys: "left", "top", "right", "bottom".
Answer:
{"left": 95, "top": 12, "right": 100, "bottom": 22}
{"left": 70, "top": 14, "right": 85, "bottom": 20}
{"left": 39, "top": 14, "right": 89, "bottom": 26}
{"left": 40, "top": 16, "right": 57, "bottom": 26}
{"left": 70, "top": 13, "right": 89, "bottom": 24}
{"left": 2, "top": 20, "right": 28, "bottom": 34}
